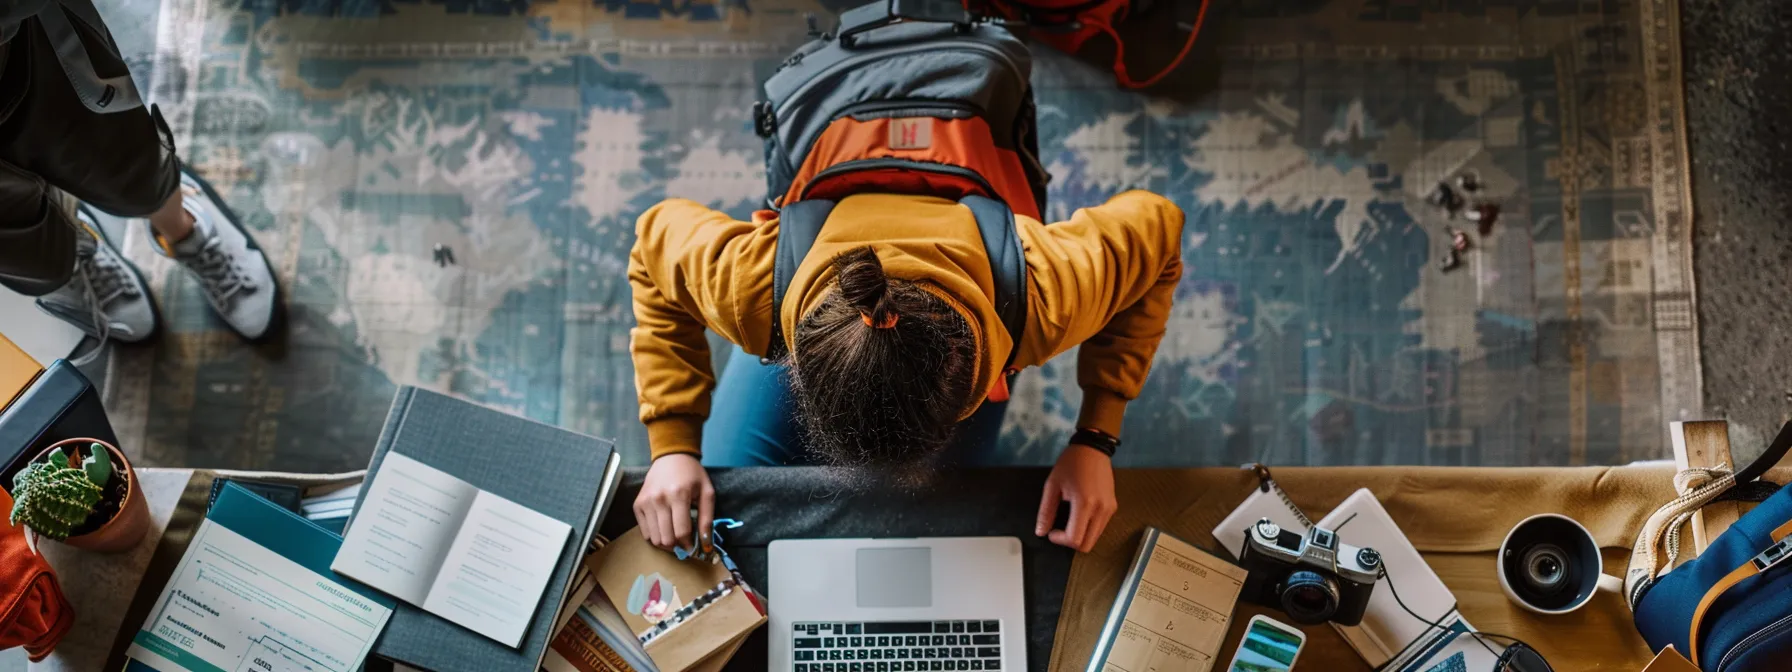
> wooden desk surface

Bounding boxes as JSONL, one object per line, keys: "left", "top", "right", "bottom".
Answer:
{"left": 1051, "top": 466, "right": 1680, "bottom": 672}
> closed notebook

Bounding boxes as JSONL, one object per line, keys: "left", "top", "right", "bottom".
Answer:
{"left": 351, "top": 386, "right": 619, "bottom": 672}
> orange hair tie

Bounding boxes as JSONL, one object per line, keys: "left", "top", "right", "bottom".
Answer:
{"left": 861, "top": 311, "right": 900, "bottom": 329}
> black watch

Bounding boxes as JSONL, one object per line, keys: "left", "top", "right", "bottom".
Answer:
{"left": 1070, "top": 428, "right": 1120, "bottom": 458}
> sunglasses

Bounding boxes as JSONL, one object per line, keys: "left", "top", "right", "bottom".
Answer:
{"left": 1496, "top": 642, "right": 1554, "bottom": 672}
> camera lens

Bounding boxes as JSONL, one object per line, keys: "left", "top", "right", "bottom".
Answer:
{"left": 1521, "top": 544, "right": 1571, "bottom": 595}
{"left": 1280, "top": 570, "right": 1339, "bottom": 625}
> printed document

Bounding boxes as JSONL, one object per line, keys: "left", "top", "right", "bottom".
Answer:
{"left": 332, "top": 452, "right": 572, "bottom": 647}
{"left": 125, "top": 520, "right": 392, "bottom": 672}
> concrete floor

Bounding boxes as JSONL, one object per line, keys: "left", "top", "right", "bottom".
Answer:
{"left": 1684, "top": 0, "right": 1792, "bottom": 463}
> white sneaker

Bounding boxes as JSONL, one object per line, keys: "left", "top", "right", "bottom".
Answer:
{"left": 162, "top": 169, "right": 282, "bottom": 341}
{"left": 36, "top": 206, "right": 161, "bottom": 344}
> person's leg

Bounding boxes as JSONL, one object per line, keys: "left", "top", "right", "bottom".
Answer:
{"left": 0, "top": 158, "right": 77, "bottom": 297}
{"left": 0, "top": 18, "right": 173, "bottom": 219}
{"left": 701, "top": 344, "right": 811, "bottom": 467}
{"left": 0, "top": 19, "right": 158, "bottom": 342}
{"left": 154, "top": 168, "right": 282, "bottom": 341}
{"left": 146, "top": 189, "right": 193, "bottom": 243}
{"left": 33, "top": 201, "right": 160, "bottom": 343}
{"left": 0, "top": 14, "right": 280, "bottom": 341}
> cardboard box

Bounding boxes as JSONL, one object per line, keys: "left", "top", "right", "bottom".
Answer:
{"left": 1639, "top": 647, "right": 1698, "bottom": 672}
{"left": 0, "top": 334, "right": 42, "bottom": 411}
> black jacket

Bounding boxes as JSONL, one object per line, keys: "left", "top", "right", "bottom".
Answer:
{"left": 0, "top": 0, "right": 52, "bottom": 45}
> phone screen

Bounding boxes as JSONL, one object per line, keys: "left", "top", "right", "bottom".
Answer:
{"left": 1227, "top": 619, "right": 1303, "bottom": 672}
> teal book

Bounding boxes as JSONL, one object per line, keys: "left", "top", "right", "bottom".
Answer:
{"left": 124, "top": 482, "right": 398, "bottom": 672}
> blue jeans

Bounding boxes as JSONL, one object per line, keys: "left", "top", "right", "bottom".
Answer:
{"left": 701, "top": 344, "right": 1009, "bottom": 467}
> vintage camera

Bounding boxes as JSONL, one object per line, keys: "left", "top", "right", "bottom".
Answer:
{"left": 1237, "top": 518, "right": 1381, "bottom": 626}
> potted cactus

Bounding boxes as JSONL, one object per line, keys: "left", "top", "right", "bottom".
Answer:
{"left": 10, "top": 438, "right": 149, "bottom": 552}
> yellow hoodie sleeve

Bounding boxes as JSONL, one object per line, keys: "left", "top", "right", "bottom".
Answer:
{"left": 1019, "top": 190, "right": 1185, "bottom": 438}
{"left": 628, "top": 199, "right": 777, "bottom": 460}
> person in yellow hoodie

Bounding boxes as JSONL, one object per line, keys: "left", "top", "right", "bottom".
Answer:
{"left": 628, "top": 189, "right": 1185, "bottom": 554}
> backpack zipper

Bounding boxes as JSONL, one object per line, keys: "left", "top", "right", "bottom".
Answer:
{"left": 774, "top": 39, "right": 1024, "bottom": 127}
{"left": 1716, "top": 611, "right": 1792, "bottom": 671}
{"left": 832, "top": 99, "right": 982, "bottom": 122}
{"left": 800, "top": 158, "right": 996, "bottom": 200}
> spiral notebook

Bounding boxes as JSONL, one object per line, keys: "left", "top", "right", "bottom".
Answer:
{"left": 1211, "top": 469, "right": 1312, "bottom": 559}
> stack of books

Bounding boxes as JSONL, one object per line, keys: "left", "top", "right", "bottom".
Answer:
{"left": 123, "top": 386, "right": 624, "bottom": 672}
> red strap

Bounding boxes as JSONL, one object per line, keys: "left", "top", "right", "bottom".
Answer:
{"left": 1092, "top": 0, "right": 1212, "bottom": 89}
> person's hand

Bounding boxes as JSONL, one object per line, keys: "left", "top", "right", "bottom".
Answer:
{"left": 634, "top": 453, "right": 714, "bottom": 553}
{"left": 1034, "top": 443, "right": 1117, "bottom": 552}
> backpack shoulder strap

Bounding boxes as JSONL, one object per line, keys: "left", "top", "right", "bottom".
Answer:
{"left": 765, "top": 199, "right": 837, "bottom": 362}
{"left": 960, "top": 195, "right": 1028, "bottom": 368}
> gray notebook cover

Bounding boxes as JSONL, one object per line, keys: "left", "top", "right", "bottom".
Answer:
{"left": 352, "top": 386, "right": 615, "bottom": 672}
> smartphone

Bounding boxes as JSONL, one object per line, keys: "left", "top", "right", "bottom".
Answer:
{"left": 1225, "top": 615, "right": 1307, "bottom": 672}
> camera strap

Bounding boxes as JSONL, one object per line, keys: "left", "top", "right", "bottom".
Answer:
{"left": 1247, "top": 463, "right": 1313, "bottom": 529}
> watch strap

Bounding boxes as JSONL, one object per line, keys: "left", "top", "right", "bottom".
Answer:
{"left": 1070, "top": 427, "right": 1120, "bottom": 457}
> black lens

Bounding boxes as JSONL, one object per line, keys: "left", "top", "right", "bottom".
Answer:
{"left": 1498, "top": 643, "right": 1554, "bottom": 672}
{"left": 1280, "top": 570, "right": 1339, "bottom": 625}
{"left": 1521, "top": 544, "right": 1571, "bottom": 595}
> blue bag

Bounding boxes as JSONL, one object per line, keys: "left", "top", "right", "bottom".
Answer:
{"left": 1630, "top": 421, "right": 1792, "bottom": 671}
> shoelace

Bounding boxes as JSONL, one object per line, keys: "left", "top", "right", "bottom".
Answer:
{"left": 68, "top": 253, "right": 112, "bottom": 367}
{"left": 189, "top": 235, "right": 257, "bottom": 306}
{"left": 84, "top": 248, "right": 140, "bottom": 306}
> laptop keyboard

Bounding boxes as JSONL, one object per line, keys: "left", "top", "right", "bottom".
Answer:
{"left": 791, "top": 620, "right": 1005, "bottom": 671}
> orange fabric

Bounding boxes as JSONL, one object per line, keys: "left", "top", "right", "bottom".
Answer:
{"left": 784, "top": 116, "right": 1041, "bottom": 220}
{"left": 0, "top": 489, "right": 76, "bottom": 661}
{"left": 629, "top": 192, "right": 1184, "bottom": 459}
{"left": 982, "top": 0, "right": 1211, "bottom": 89}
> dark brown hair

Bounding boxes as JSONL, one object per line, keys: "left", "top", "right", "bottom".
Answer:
{"left": 789, "top": 246, "right": 980, "bottom": 486}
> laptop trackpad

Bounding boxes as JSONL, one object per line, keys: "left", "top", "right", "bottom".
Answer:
{"left": 856, "top": 547, "right": 932, "bottom": 608}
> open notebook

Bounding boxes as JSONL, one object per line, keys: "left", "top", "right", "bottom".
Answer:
{"left": 345, "top": 387, "right": 623, "bottom": 672}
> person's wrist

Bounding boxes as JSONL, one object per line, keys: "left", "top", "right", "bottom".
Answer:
{"left": 1069, "top": 427, "right": 1120, "bottom": 458}
{"left": 652, "top": 451, "right": 700, "bottom": 465}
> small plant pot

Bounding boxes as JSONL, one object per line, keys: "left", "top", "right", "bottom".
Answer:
{"left": 28, "top": 438, "right": 149, "bottom": 552}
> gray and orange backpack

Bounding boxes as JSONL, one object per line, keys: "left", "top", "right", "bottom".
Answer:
{"left": 753, "top": 0, "right": 1045, "bottom": 383}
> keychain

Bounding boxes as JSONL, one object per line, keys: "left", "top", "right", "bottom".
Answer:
{"left": 675, "top": 516, "right": 744, "bottom": 564}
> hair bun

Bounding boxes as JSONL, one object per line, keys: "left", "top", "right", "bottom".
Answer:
{"left": 833, "top": 246, "right": 894, "bottom": 324}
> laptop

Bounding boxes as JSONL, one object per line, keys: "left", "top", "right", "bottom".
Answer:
{"left": 769, "top": 537, "right": 1027, "bottom": 672}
